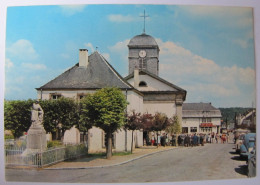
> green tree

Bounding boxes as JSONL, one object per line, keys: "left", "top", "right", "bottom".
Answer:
{"left": 40, "top": 97, "right": 77, "bottom": 140}
{"left": 4, "top": 99, "right": 34, "bottom": 138}
{"left": 166, "top": 115, "right": 182, "bottom": 146}
{"left": 152, "top": 112, "right": 170, "bottom": 147}
{"left": 80, "top": 87, "right": 128, "bottom": 159}
{"left": 125, "top": 111, "right": 142, "bottom": 153}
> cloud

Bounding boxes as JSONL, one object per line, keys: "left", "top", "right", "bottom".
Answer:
{"left": 156, "top": 38, "right": 255, "bottom": 105}
{"left": 108, "top": 14, "right": 134, "bottom": 22}
{"left": 59, "top": 5, "right": 86, "bottom": 16}
{"left": 60, "top": 53, "right": 70, "bottom": 59}
{"left": 84, "top": 42, "right": 95, "bottom": 53}
{"left": 109, "top": 39, "right": 130, "bottom": 54}
{"left": 22, "top": 63, "right": 47, "bottom": 70}
{"left": 5, "top": 58, "right": 13, "bottom": 68}
{"left": 173, "top": 6, "right": 254, "bottom": 49}
{"left": 109, "top": 39, "right": 129, "bottom": 63}
{"left": 176, "top": 6, "right": 253, "bottom": 27}
{"left": 6, "top": 39, "right": 39, "bottom": 60}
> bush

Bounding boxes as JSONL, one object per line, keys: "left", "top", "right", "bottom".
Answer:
{"left": 65, "top": 144, "right": 87, "bottom": 159}
{"left": 47, "top": 140, "right": 63, "bottom": 148}
{"left": 5, "top": 135, "right": 14, "bottom": 140}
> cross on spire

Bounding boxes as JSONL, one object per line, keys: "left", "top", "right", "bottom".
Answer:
{"left": 140, "top": 10, "right": 149, "bottom": 33}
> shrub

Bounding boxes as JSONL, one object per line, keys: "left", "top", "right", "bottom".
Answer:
{"left": 47, "top": 140, "right": 63, "bottom": 148}
{"left": 4, "top": 135, "right": 14, "bottom": 140}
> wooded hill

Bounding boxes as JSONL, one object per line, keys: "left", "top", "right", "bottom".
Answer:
{"left": 218, "top": 107, "right": 255, "bottom": 123}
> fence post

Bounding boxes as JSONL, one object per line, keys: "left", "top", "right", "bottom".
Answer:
{"left": 40, "top": 152, "right": 43, "bottom": 168}
{"left": 56, "top": 148, "right": 58, "bottom": 162}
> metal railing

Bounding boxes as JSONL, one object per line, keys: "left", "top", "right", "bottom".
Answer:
{"left": 5, "top": 144, "right": 87, "bottom": 168}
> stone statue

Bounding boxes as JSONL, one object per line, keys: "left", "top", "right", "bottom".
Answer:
{"left": 23, "top": 101, "right": 47, "bottom": 155}
{"left": 31, "top": 101, "right": 44, "bottom": 126}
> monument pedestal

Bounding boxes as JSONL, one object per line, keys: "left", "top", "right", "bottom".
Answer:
{"left": 23, "top": 124, "right": 47, "bottom": 156}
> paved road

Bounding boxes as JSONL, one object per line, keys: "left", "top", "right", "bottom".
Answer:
{"left": 5, "top": 142, "right": 247, "bottom": 183}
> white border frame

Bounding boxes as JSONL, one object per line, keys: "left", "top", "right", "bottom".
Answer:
{"left": 1, "top": 1, "right": 259, "bottom": 185}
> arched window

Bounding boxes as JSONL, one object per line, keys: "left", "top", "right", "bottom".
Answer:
{"left": 139, "top": 81, "right": 147, "bottom": 87}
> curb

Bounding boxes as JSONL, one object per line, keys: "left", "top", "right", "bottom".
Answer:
{"left": 45, "top": 147, "right": 177, "bottom": 170}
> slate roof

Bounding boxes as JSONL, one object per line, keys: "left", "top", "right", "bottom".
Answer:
{"left": 183, "top": 103, "right": 219, "bottom": 111}
{"left": 182, "top": 103, "right": 222, "bottom": 118}
{"left": 124, "top": 70, "right": 187, "bottom": 95}
{"left": 128, "top": 33, "right": 158, "bottom": 48}
{"left": 37, "top": 52, "right": 133, "bottom": 90}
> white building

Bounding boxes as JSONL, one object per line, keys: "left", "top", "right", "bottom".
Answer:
{"left": 36, "top": 32, "right": 186, "bottom": 152}
{"left": 182, "top": 103, "right": 222, "bottom": 134}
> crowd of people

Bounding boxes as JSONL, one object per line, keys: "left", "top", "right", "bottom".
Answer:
{"left": 145, "top": 132, "right": 230, "bottom": 147}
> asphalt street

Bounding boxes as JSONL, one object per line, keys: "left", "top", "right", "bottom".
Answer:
{"left": 5, "top": 142, "right": 248, "bottom": 183}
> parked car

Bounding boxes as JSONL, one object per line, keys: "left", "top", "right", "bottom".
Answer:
{"left": 247, "top": 146, "right": 256, "bottom": 177}
{"left": 233, "top": 129, "right": 250, "bottom": 143}
{"left": 235, "top": 134, "right": 245, "bottom": 153}
{"left": 240, "top": 133, "right": 256, "bottom": 159}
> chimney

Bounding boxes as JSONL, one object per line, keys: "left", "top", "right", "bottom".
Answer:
{"left": 134, "top": 66, "right": 139, "bottom": 88}
{"left": 79, "top": 49, "right": 88, "bottom": 67}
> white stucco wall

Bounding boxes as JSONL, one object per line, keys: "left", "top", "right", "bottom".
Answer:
{"left": 63, "top": 126, "right": 80, "bottom": 144}
{"left": 126, "top": 91, "right": 143, "bottom": 113}
{"left": 127, "top": 75, "right": 177, "bottom": 91}
{"left": 182, "top": 117, "right": 221, "bottom": 134}
{"left": 88, "top": 126, "right": 103, "bottom": 153}
{"left": 114, "top": 129, "right": 126, "bottom": 152}
{"left": 143, "top": 101, "right": 177, "bottom": 118}
{"left": 135, "top": 130, "right": 143, "bottom": 147}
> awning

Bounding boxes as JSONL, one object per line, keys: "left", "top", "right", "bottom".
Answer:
{"left": 200, "top": 123, "right": 216, "bottom": 127}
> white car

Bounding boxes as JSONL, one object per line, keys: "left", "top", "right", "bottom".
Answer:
{"left": 235, "top": 134, "right": 245, "bottom": 153}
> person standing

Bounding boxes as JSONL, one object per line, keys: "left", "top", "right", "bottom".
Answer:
{"left": 151, "top": 135, "right": 155, "bottom": 146}
{"left": 197, "top": 134, "right": 200, "bottom": 146}
{"left": 215, "top": 133, "right": 219, "bottom": 143}
{"left": 184, "top": 134, "right": 190, "bottom": 147}
{"left": 200, "top": 134, "right": 205, "bottom": 146}
{"left": 157, "top": 134, "right": 161, "bottom": 146}
{"left": 190, "top": 134, "right": 194, "bottom": 147}
{"left": 211, "top": 132, "right": 215, "bottom": 143}
{"left": 193, "top": 133, "right": 198, "bottom": 146}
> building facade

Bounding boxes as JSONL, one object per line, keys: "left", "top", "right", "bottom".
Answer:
{"left": 36, "top": 32, "right": 186, "bottom": 152}
{"left": 182, "top": 103, "right": 222, "bottom": 134}
{"left": 125, "top": 33, "right": 186, "bottom": 123}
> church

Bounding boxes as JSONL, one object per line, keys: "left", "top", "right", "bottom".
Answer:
{"left": 36, "top": 30, "right": 187, "bottom": 152}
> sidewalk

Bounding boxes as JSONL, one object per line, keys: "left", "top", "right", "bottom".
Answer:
{"left": 45, "top": 146, "right": 176, "bottom": 170}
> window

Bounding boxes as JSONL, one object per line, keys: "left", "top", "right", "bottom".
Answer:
{"left": 139, "top": 81, "right": 147, "bottom": 87}
{"left": 139, "top": 59, "right": 147, "bottom": 70}
{"left": 190, "top": 127, "right": 197, "bottom": 132}
{"left": 202, "top": 118, "right": 211, "bottom": 123}
{"left": 77, "top": 93, "right": 87, "bottom": 101}
{"left": 182, "top": 127, "right": 188, "bottom": 133}
{"left": 50, "top": 94, "right": 61, "bottom": 100}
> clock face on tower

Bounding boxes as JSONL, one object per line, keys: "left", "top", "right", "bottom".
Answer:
{"left": 139, "top": 50, "right": 146, "bottom": 58}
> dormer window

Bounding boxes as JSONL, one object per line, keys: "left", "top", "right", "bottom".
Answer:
{"left": 139, "top": 81, "right": 147, "bottom": 87}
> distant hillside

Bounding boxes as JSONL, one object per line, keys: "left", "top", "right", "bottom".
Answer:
{"left": 218, "top": 107, "right": 254, "bottom": 123}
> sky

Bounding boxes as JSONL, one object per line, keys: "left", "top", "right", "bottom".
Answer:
{"left": 4, "top": 4, "right": 256, "bottom": 108}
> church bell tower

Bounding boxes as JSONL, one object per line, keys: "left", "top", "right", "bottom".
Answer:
{"left": 127, "top": 11, "right": 160, "bottom": 76}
